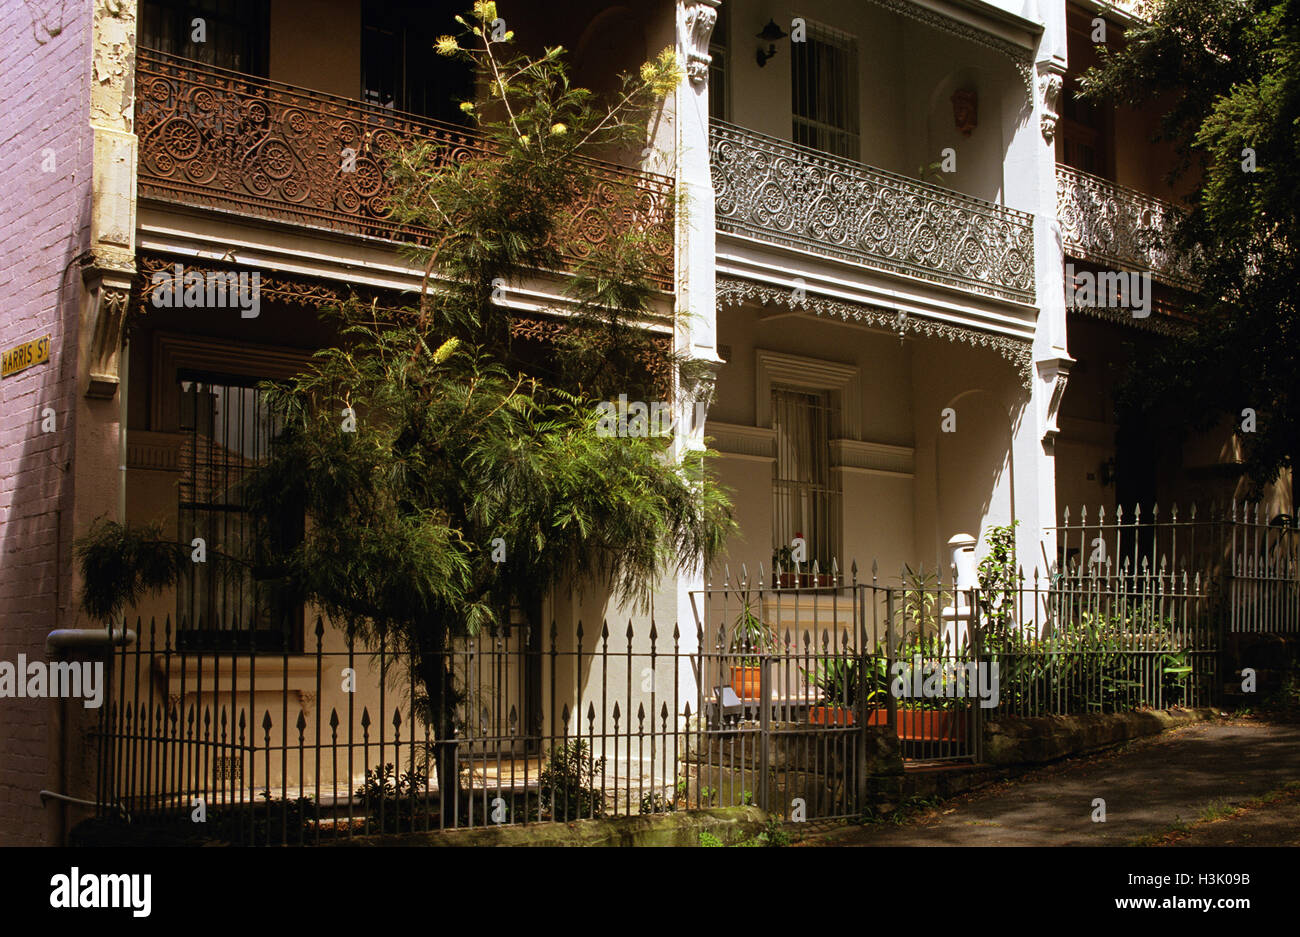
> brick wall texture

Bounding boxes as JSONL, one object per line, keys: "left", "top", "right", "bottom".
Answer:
{"left": 0, "top": 4, "right": 93, "bottom": 845}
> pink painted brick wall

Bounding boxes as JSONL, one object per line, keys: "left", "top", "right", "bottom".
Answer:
{"left": 0, "top": 4, "right": 94, "bottom": 845}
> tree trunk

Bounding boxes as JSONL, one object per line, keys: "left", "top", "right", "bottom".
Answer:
{"left": 411, "top": 623, "right": 459, "bottom": 828}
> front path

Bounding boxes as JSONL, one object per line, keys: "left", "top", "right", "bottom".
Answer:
{"left": 802, "top": 720, "right": 1300, "bottom": 846}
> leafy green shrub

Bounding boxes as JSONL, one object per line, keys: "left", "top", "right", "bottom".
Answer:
{"left": 894, "top": 565, "right": 947, "bottom": 637}
{"left": 805, "top": 655, "right": 890, "bottom": 708}
{"left": 980, "top": 609, "right": 1196, "bottom": 713}
{"left": 977, "top": 522, "right": 1019, "bottom": 632}
{"left": 539, "top": 740, "right": 605, "bottom": 821}
{"left": 355, "top": 762, "right": 429, "bottom": 833}
{"left": 639, "top": 791, "right": 676, "bottom": 814}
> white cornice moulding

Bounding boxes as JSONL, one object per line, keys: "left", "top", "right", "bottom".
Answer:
{"left": 705, "top": 422, "right": 776, "bottom": 461}
{"left": 830, "top": 439, "right": 916, "bottom": 477}
{"left": 716, "top": 242, "right": 1039, "bottom": 336}
{"left": 755, "top": 349, "right": 863, "bottom": 439}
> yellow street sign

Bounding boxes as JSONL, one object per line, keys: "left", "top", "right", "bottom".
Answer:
{"left": 1, "top": 334, "right": 51, "bottom": 378}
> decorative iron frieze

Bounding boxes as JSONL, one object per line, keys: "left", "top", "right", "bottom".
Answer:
{"left": 134, "top": 48, "right": 674, "bottom": 287}
{"left": 711, "top": 121, "right": 1036, "bottom": 305}
{"left": 861, "top": 0, "right": 1035, "bottom": 95}
{"left": 1066, "top": 299, "right": 1189, "bottom": 337}
{"left": 1056, "top": 163, "right": 1198, "bottom": 290}
{"left": 130, "top": 253, "right": 672, "bottom": 375}
{"left": 716, "top": 277, "right": 1034, "bottom": 388}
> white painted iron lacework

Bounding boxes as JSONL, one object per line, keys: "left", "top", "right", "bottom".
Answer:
{"left": 710, "top": 121, "right": 1036, "bottom": 305}
{"left": 716, "top": 278, "right": 1034, "bottom": 389}
{"left": 1056, "top": 164, "right": 1199, "bottom": 291}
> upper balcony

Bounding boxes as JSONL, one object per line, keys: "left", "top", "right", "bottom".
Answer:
{"left": 134, "top": 47, "right": 675, "bottom": 287}
{"left": 710, "top": 120, "right": 1036, "bottom": 306}
{"left": 1055, "top": 163, "right": 1197, "bottom": 291}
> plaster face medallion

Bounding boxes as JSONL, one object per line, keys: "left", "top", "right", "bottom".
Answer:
{"left": 951, "top": 88, "right": 978, "bottom": 136}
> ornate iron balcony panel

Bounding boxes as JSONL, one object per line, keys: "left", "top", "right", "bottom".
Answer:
{"left": 1056, "top": 164, "right": 1197, "bottom": 290}
{"left": 710, "top": 120, "right": 1035, "bottom": 304}
{"left": 135, "top": 48, "right": 674, "bottom": 286}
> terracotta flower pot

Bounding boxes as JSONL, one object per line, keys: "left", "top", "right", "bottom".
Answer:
{"left": 730, "top": 665, "right": 762, "bottom": 698}
{"left": 808, "top": 705, "right": 855, "bottom": 725}
{"left": 772, "top": 573, "right": 834, "bottom": 588}
{"left": 895, "top": 709, "right": 968, "bottom": 742}
{"left": 864, "top": 708, "right": 890, "bottom": 727}
{"left": 860, "top": 708, "right": 967, "bottom": 741}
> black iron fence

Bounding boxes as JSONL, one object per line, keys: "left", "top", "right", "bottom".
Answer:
{"left": 84, "top": 501, "right": 1296, "bottom": 842}
{"left": 90, "top": 564, "right": 1229, "bottom": 842}
{"left": 1051, "top": 501, "right": 1300, "bottom": 634}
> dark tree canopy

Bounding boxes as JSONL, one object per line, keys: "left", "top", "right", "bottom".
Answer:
{"left": 78, "top": 5, "right": 735, "bottom": 742}
{"left": 1081, "top": 0, "right": 1300, "bottom": 492}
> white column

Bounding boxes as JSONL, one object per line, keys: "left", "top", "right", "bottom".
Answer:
{"left": 671, "top": 0, "right": 723, "bottom": 717}
{"left": 1006, "top": 0, "right": 1072, "bottom": 583}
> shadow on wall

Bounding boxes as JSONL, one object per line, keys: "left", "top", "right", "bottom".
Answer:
{"left": 933, "top": 386, "right": 1022, "bottom": 569}
{"left": 0, "top": 185, "right": 92, "bottom": 846}
{"left": 922, "top": 56, "right": 1032, "bottom": 205}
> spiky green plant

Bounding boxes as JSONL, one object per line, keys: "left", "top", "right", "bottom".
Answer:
{"left": 76, "top": 4, "right": 734, "bottom": 823}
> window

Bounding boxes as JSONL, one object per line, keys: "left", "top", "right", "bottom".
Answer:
{"left": 176, "top": 371, "right": 301, "bottom": 651}
{"left": 772, "top": 387, "right": 840, "bottom": 572}
{"left": 361, "top": 0, "right": 474, "bottom": 123}
{"left": 708, "top": 4, "right": 729, "bottom": 122}
{"left": 140, "top": 0, "right": 268, "bottom": 74}
{"left": 791, "top": 23, "right": 859, "bottom": 160}
{"left": 1060, "top": 76, "right": 1112, "bottom": 178}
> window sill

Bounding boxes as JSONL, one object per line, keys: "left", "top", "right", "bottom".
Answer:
{"left": 154, "top": 654, "right": 321, "bottom": 715}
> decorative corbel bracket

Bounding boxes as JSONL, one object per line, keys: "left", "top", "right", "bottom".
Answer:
{"left": 1037, "top": 59, "right": 1066, "bottom": 143}
{"left": 680, "top": 0, "right": 721, "bottom": 88}
{"left": 1037, "top": 354, "right": 1074, "bottom": 447}
{"left": 79, "top": 246, "right": 137, "bottom": 399}
{"left": 679, "top": 355, "right": 720, "bottom": 440}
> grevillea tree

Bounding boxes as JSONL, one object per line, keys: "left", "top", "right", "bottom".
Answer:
{"left": 78, "top": 2, "right": 734, "bottom": 820}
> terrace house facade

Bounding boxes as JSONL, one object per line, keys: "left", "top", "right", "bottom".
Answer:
{"left": 0, "top": 0, "right": 1279, "bottom": 843}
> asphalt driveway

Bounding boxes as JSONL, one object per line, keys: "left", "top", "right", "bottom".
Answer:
{"left": 805, "top": 720, "right": 1300, "bottom": 846}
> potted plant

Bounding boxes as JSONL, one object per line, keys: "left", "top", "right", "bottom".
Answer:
{"left": 771, "top": 535, "right": 835, "bottom": 588}
{"left": 886, "top": 632, "right": 969, "bottom": 743}
{"left": 807, "top": 656, "right": 889, "bottom": 725}
{"left": 729, "top": 597, "right": 775, "bottom": 698}
{"left": 808, "top": 657, "right": 858, "bottom": 725}
{"left": 802, "top": 559, "right": 834, "bottom": 589}
{"left": 771, "top": 544, "right": 797, "bottom": 588}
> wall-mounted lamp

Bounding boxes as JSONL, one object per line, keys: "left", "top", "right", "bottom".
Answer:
{"left": 1098, "top": 457, "right": 1116, "bottom": 488}
{"left": 755, "top": 19, "right": 788, "bottom": 67}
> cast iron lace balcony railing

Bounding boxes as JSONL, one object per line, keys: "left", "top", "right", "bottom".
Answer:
{"left": 1056, "top": 164, "right": 1197, "bottom": 290}
{"left": 709, "top": 120, "right": 1035, "bottom": 304}
{"left": 135, "top": 48, "right": 674, "bottom": 286}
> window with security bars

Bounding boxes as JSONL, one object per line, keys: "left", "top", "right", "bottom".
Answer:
{"left": 708, "top": 4, "right": 729, "bottom": 122}
{"left": 140, "top": 0, "right": 269, "bottom": 75}
{"left": 772, "top": 387, "right": 840, "bottom": 577}
{"left": 1061, "top": 76, "right": 1112, "bottom": 179}
{"left": 361, "top": 0, "right": 474, "bottom": 123}
{"left": 791, "top": 23, "right": 859, "bottom": 161}
{"left": 177, "top": 372, "right": 301, "bottom": 651}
